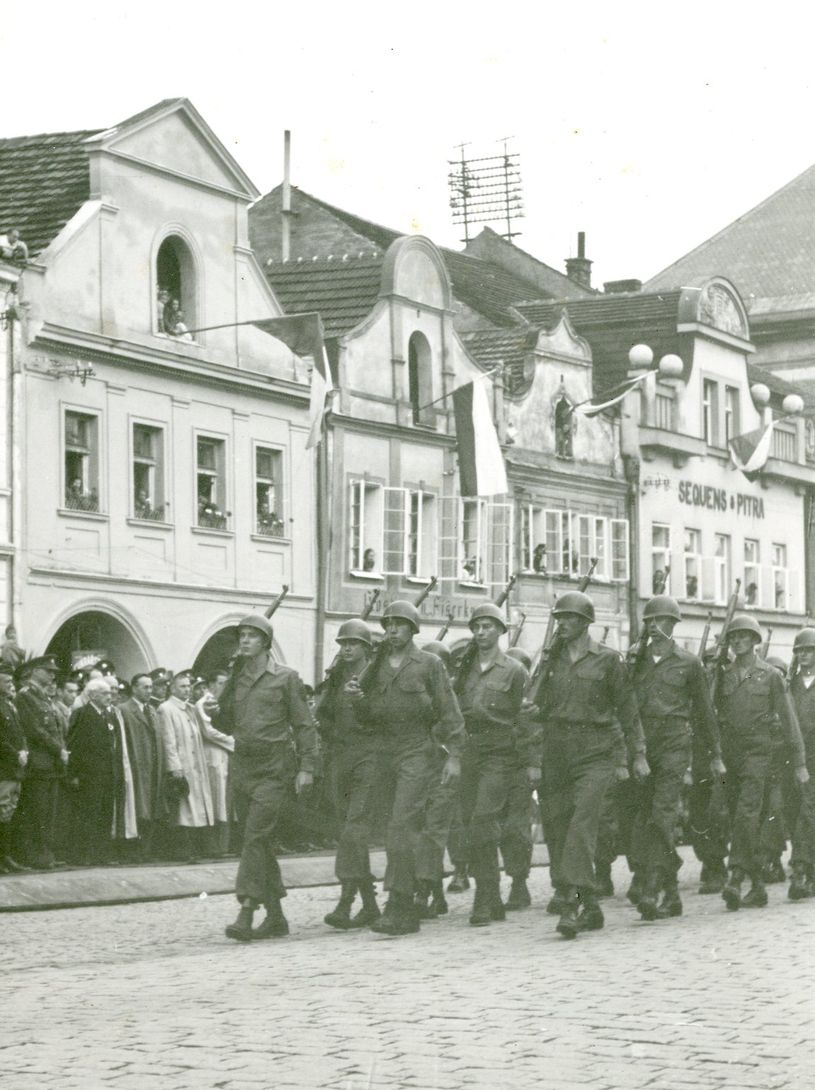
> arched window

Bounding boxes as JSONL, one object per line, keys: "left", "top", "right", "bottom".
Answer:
{"left": 408, "top": 332, "right": 434, "bottom": 426}
{"left": 554, "top": 397, "right": 574, "bottom": 459}
{"left": 156, "top": 235, "right": 197, "bottom": 340}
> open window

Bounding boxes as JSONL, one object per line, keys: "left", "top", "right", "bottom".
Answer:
{"left": 348, "top": 479, "right": 384, "bottom": 576}
{"left": 132, "top": 424, "right": 166, "bottom": 521}
{"left": 196, "top": 436, "right": 228, "bottom": 529}
{"left": 64, "top": 410, "right": 100, "bottom": 512}
{"left": 156, "top": 235, "right": 197, "bottom": 340}
{"left": 255, "top": 447, "right": 285, "bottom": 537}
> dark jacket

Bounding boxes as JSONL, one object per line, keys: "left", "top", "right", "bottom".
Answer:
{"left": 718, "top": 656, "right": 805, "bottom": 767}
{"left": 67, "top": 703, "right": 119, "bottom": 788}
{"left": 17, "top": 683, "right": 66, "bottom": 777}
{"left": 0, "top": 695, "right": 26, "bottom": 780}
{"left": 632, "top": 641, "right": 721, "bottom": 758}
{"left": 119, "top": 697, "right": 166, "bottom": 821}
{"left": 457, "top": 650, "right": 537, "bottom": 764}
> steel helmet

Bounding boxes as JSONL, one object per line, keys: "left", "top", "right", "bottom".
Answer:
{"left": 506, "top": 647, "right": 533, "bottom": 671}
{"left": 381, "top": 600, "right": 421, "bottom": 634}
{"left": 793, "top": 627, "right": 815, "bottom": 652}
{"left": 643, "top": 596, "right": 682, "bottom": 622}
{"left": 422, "top": 641, "right": 452, "bottom": 668}
{"left": 552, "top": 591, "right": 595, "bottom": 623}
{"left": 336, "top": 618, "right": 373, "bottom": 646}
{"left": 765, "top": 656, "right": 788, "bottom": 677}
{"left": 468, "top": 602, "right": 508, "bottom": 633}
{"left": 237, "top": 614, "right": 274, "bottom": 645}
{"left": 725, "top": 614, "right": 762, "bottom": 643}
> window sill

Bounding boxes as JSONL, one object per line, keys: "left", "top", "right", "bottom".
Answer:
{"left": 127, "top": 517, "right": 173, "bottom": 530}
{"left": 191, "top": 525, "right": 234, "bottom": 539}
{"left": 405, "top": 576, "right": 433, "bottom": 586}
{"left": 251, "top": 533, "right": 292, "bottom": 545}
{"left": 458, "top": 580, "right": 489, "bottom": 592}
{"left": 349, "top": 570, "right": 384, "bottom": 582}
{"left": 57, "top": 507, "right": 108, "bottom": 522}
{"left": 154, "top": 330, "right": 200, "bottom": 347}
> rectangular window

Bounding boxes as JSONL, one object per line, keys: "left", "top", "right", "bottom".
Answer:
{"left": 544, "top": 509, "right": 574, "bottom": 575}
{"left": 654, "top": 385, "right": 674, "bottom": 430}
{"left": 724, "top": 386, "right": 740, "bottom": 445}
{"left": 573, "top": 514, "right": 608, "bottom": 580}
{"left": 702, "top": 379, "right": 719, "bottom": 446}
{"left": 744, "top": 539, "right": 760, "bottom": 607}
{"left": 196, "top": 436, "right": 227, "bottom": 529}
{"left": 407, "top": 490, "right": 435, "bottom": 578}
{"left": 349, "top": 479, "right": 384, "bottom": 574}
{"left": 521, "top": 504, "right": 547, "bottom": 573}
{"left": 486, "top": 501, "right": 514, "bottom": 590}
{"left": 684, "top": 528, "right": 702, "bottom": 600}
{"left": 132, "top": 424, "right": 165, "bottom": 521}
{"left": 255, "top": 447, "right": 285, "bottom": 537}
{"left": 772, "top": 543, "right": 788, "bottom": 609}
{"left": 651, "top": 523, "right": 671, "bottom": 593}
{"left": 65, "top": 411, "right": 100, "bottom": 512}
{"left": 610, "top": 519, "right": 630, "bottom": 582}
{"left": 714, "top": 533, "right": 731, "bottom": 605}
{"left": 460, "top": 498, "right": 487, "bottom": 583}
{"left": 771, "top": 424, "right": 797, "bottom": 462}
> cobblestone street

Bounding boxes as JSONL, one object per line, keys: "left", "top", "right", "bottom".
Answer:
{"left": 2, "top": 851, "right": 813, "bottom": 1089}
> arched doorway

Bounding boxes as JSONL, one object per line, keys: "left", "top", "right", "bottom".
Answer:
{"left": 45, "top": 610, "right": 149, "bottom": 679}
{"left": 192, "top": 626, "right": 282, "bottom": 680}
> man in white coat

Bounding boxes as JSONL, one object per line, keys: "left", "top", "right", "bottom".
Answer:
{"left": 194, "top": 669, "right": 234, "bottom": 856}
{"left": 158, "top": 671, "right": 213, "bottom": 860}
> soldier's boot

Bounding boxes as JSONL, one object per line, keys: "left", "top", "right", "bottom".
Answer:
{"left": 556, "top": 888, "right": 581, "bottom": 939}
{"left": 349, "top": 878, "right": 380, "bottom": 928}
{"left": 324, "top": 881, "right": 358, "bottom": 929}
{"left": 576, "top": 892, "right": 605, "bottom": 932}
{"left": 414, "top": 879, "right": 438, "bottom": 920}
{"left": 788, "top": 864, "right": 810, "bottom": 901}
{"left": 594, "top": 861, "right": 614, "bottom": 899}
{"left": 447, "top": 865, "right": 470, "bottom": 893}
{"left": 698, "top": 862, "right": 726, "bottom": 895}
{"left": 638, "top": 871, "right": 662, "bottom": 921}
{"left": 656, "top": 876, "right": 683, "bottom": 918}
{"left": 626, "top": 872, "right": 644, "bottom": 907}
{"left": 763, "top": 857, "right": 787, "bottom": 885}
{"left": 371, "top": 893, "right": 419, "bottom": 935}
{"left": 252, "top": 898, "right": 289, "bottom": 939}
{"left": 722, "top": 868, "right": 744, "bottom": 911}
{"left": 806, "top": 865, "right": 815, "bottom": 898}
{"left": 430, "top": 880, "right": 448, "bottom": 916}
{"left": 225, "top": 899, "right": 256, "bottom": 942}
{"left": 469, "top": 879, "right": 493, "bottom": 927}
{"left": 505, "top": 877, "right": 532, "bottom": 911}
{"left": 742, "top": 879, "right": 769, "bottom": 909}
{"left": 546, "top": 888, "right": 568, "bottom": 916}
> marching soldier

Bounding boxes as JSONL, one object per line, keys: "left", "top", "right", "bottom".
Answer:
{"left": 629, "top": 596, "right": 724, "bottom": 920}
{"left": 455, "top": 604, "right": 537, "bottom": 926}
{"left": 535, "top": 592, "right": 648, "bottom": 938}
{"left": 717, "top": 615, "right": 808, "bottom": 910}
{"left": 346, "top": 600, "right": 464, "bottom": 936}
{"left": 500, "top": 646, "right": 538, "bottom": 910}
{"left": 316, "top": 619, "right": 382, "bottom": 929}
{"left": 784, "top": 629, "right": 815, "bottom": 900}
{"left": 213, "top": 614, "right": 318, "bottom": 942}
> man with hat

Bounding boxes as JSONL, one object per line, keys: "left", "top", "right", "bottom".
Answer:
{"left": 628, "top": 596, "right": 723, "bottom": 920}
{"left": 12, "top": 656, "right": 67, "bottom": 868}
{"left": 777, "top": 630, "right": 815, "bottom": 900}
{"left": 534, "top": 592, "right": 648, "bottom": 938}
{"left": 346, "top": 600, "right": 464, "bottom": 935}
{"left": 149, "top": 668, "right": 171, "bottom": 711}
{"left": 315, "top": 618, "right": 381, "bottom": 929}
{"left": 454, "top": 603, "right": 536, "bottom": 926}
{"left": 717, "top": 614, "right": 808, "bottom": 910}
{"left": 0, "top": 662, "right": 27, "bottom": 871}
{"left": 212, "top": 614, "right": 317, "bottom": 942}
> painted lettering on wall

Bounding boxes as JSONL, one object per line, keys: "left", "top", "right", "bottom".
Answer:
{"left": 677, "top": 480, "right": 764, "bottom": 518}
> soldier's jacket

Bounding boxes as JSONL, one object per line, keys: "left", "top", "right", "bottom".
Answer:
{"left": 538, "top": 637, "right": 645, "bottom": 761}
{"left": 788, "top": 674, "right": 815, "bottom": 772}
{"left": 457, "top": 650, "right": 538, "bottom": 765}
{"left": 315, "top": 663, "right": 376, "bottom": 746}
{"left": 357, "top": 644, "right": 465, "bottom": 758}
{"left": 632, "top": 641, "right": 721, "bottom": 758}
{"left": 16, "top": 683, "right": 66, "bottom": 777}
{"left": 0, "top": 694, "right": 26, "bottom": 781}
{"left": 717, "top": 657, "right": 805, "bottom": 767}
{"left": 214, "top": 656, "right": 318, "bottom": 774}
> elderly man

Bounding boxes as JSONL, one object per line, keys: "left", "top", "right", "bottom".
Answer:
{"left": 0, "top": 663, "right": 27, "bottom": 872}
{"left": 12, "top": 657, "right": 67, "bottom": 868}
{"left": 211, "top": 614, "right": 317, "bottom": 942}
{"left": 157, "top": 671, "right": 213, "bottom": 862}
{"left": 67, "top": 678, "right": 121, "bottom": 865}
{"left": 120, "top": 673, "right": 165, "bottom": 859}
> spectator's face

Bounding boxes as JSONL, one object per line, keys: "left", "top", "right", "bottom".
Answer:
{"left": 88, "top": 685, "right": 112, "bottom": 710}
{"left": 32, "top": 667, "right": 57, "bottom": 689}
{"left": 61, "top": 682, "right": 79, "bottom": 704}
{"left": 210, "top": 674, "right": 228, "bottom": 699}
{"left": 132, "top": 677, "right": 153, "bottom": 703}
{"left": 172, "top": 676, "right": 192, "bottom": 701}
{"left": 152, "top": 679, "right": 169, "bottom": 700}
{"left": 0, "top": 674, "right": 14, "bottom": 697}
{"left": 5, "top": 627, "right": 16, "bottom": 641}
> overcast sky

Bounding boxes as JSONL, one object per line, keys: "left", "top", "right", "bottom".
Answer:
{"left": 5, "top": 1, "right": 814, "bottom": 287}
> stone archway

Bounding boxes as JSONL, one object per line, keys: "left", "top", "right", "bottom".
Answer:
{"left": 45, "top": 610, "right": 150, "bottom": 679}
{"left": 192, "top": 625, "right": 283, "bottom": 680}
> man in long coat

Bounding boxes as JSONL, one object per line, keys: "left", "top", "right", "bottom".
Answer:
{"left": 157, "top": 671, "right": 213, "bottom": 860}
{"left": 119, "top": 673, "right": 165, "bottom": 858}
{"left": 66, "top": 677, "right": 121, "bottom": 865}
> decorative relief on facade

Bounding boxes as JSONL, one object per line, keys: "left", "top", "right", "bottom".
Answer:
{"left": 698, "top": 282, "right": 747, "bottom": 338}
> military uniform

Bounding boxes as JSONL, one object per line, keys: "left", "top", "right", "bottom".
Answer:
{"left": 13, "top": 677, "right": 66, "bottom": 867}
{"left": 537, "top": 638, "right": 644, "bottom": 901}
{"left": 717, "top": 658, "right": 805, "bottom": 893}
{"left": 631, "top": 641, "right": 720, "bottom": 910}
{"left": 786, "top": 671, "right": 815, "bottom": 893}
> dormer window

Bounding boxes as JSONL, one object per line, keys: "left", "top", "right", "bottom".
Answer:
{"left": 156, "top": 235, "right": 197, "bottom": 340}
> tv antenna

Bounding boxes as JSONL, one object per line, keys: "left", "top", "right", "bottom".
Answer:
{"left": 448, "top": 138, "right": 524, "bottom": 244}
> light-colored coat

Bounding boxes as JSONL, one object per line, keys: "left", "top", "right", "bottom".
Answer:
{"left": 194, "top": 696, "right": 234, "bottom": 823}
{"left": 157, "top": 696, "right": 213, "bottom": 828}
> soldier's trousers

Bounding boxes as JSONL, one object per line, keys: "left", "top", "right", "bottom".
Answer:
{"left": 416, "top": 746, "right": 459, "bottom": 884}
{"left": 232, "top": 744, "right": 296, "bottom": 906}
{"left": 541, "top": 723, "right": 617, "bottom": 894}
{"left": 500, "top": 763, "right": 534, "bottom": 880}
{"left": 688, "top": 734, "right": 729, "bottom": 877}
{"left": 629, "top": 730, "right": 691, "bottom": 886}
{"left": 722, "top": 747, "right": 772, "bottom": 881}
{"left": 12, "top": 776, "right": 60, "bottom": 867}
{"left": 758, "top": 743, "right": 789, "bottom": 863}
{"left": 790, "top": 741, "right": 815, "bottom": 869}
{"left": 379, "top": 734, "right": 435, "bottom": 897}
{"left": 459, "top": 745, "right": 516, "bottom": 896}
{"left": 595, "top": 779, "right": 638, "bottom": 874}
{"left": 328, "top": 740, "right": 380, "bottom": 882}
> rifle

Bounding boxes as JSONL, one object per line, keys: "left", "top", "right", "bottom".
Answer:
{"left": 698, "top": 611, "right": 713, "bottom": 660}
{"left": 653, "top": 564, "right": 670, "bottom": 595}
{"left": 761, "top": 627, "right": 772, "bottom": 660}
{"left": 453, "top": 573, "right": 519, "bottom": 694}
{"left": 436, "top": 610, "right": 455, "bottom": 641}
{"left": 413, "top": 575, "right": 438, "bottom": 608}
{"left": 264, "top": 584, "right": 289, "bottom": 619}
{"left": 526, "top": 558, "right": 598, "bottom": 705}
{"left": 510, "top": 612, "right": 527, "bottom": 648}
{"left": 709, "top": 579, "right": 742, "bottom": 706}
{"left": 360, "top": 588, "right": 381, "bottom": 621}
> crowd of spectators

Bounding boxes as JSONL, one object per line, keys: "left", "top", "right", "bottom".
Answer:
{"left": 0, "top": 651, "right": 338, "bottom": 875}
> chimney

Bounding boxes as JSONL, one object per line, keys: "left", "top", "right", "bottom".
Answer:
{"left": 565, "top": 231, "right": 592, "bottom": 289}
{"left": 281, "top": 129, "right": 292, "bottom": 262}
{"left": 603, "top": 278, "right": 642, "bottom": 295}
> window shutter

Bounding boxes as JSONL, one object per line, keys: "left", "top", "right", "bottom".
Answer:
{"left": 610, "top": 519, "right": 629, "bottom": 582}
{"left": 788, "top": 568, "right": 801, "bottom": 613}
{"left": 440, "top": 493, "right": 460, "bottom": 585}
{"left": 487, "top": 501, "right": 513, "bottom": 592}
{"left": 701, "top": 556, "right": 717, "bottom": 602}
{"left": 383, "top": 487, "right": 408, "bottom": 575}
